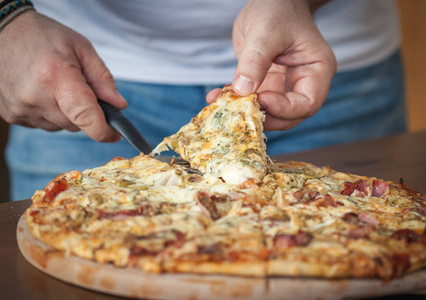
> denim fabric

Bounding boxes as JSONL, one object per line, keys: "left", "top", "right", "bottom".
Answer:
{"left": 265, "top": 51, "right": 406, "bottom": 154}
{"left": 6, "top": 51, "right": 406, "bottom": 201}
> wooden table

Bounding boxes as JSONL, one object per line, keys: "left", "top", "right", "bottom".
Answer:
{"left": 1, "top": 131, "right": 426, "bottom": 300}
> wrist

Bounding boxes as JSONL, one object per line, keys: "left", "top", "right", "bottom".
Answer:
{"left": 0, "top": 0, "right": 35, "bottom": 33}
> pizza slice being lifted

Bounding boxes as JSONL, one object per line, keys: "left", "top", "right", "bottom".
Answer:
{"left": 152, "top": 85, "right": 270, "bottom": 185}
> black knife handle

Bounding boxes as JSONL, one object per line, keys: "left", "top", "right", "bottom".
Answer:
{"left": 98, "top": 99, "right": 153, "bottom": 154}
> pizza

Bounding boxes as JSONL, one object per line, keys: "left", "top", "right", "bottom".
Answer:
{"left": 25, "top": 86, "right": 426, "bottom": 280}
{"left": 152, "top": 85, "right": 269, "bottom": 185}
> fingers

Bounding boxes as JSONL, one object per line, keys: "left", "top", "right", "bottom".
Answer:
{"left": 259, "top": 91, "right": 310, "bottom": 131}
{"left": 231, "top": 0, "right": 338, "bottom": 133}
{"left": 206, "top": 88, "right": 222, "bottom": 103}
{"left": 41, "top": 103, "right": 81, "bottom": 132}
{"left": 232, "top": 35, "right": 279, "bottom": 96}
{"left": 258, "top": 62, "right": 333, "bottom": 131}
{"left": 75, "top": 39, "right": 127, "bottom": 110}
{"left": 55, "top": 67, "right": 121, "bottom": 142}
{"left": 264, "top": 116, "right": 304, "bottom": 132}
{"left": 0, "top": 12, "right": 124, "bottom": 142}
{"left": 231, "top": 1, "right": 297, "bottom": 96}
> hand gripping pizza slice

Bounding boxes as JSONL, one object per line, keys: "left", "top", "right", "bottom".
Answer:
{"left": 152, "top": 85, "right": 270, "bottom": 185}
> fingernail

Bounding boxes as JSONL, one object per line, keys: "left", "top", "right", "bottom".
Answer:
{"left": 258, "top": 100, "right": 268, "bottom": 111}
{"left": 234, "top": 75, "right": 254, "bottom": 95}
{"left": 115, "top": 90, "right": 127, "bottom": 108}
{"left": 115, "top": 90, "right": 125, "bottom": 101}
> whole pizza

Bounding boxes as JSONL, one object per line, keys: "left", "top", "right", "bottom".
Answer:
{"left": 25, "top": 86, "right": 426, "bottom": 280}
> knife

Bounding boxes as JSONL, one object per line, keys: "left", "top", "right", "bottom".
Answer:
{"left": 98, "top": 99, "right": 153, "bottom": 154}
{"left": 97, "top": 99, "right": 198, "bottom": 171}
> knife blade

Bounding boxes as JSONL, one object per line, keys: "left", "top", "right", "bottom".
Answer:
{"left": 98, "top": 99, "right": 152, "bottom": 154}
{"left": 97, "top": 99, "right": 200, "bottom": 173}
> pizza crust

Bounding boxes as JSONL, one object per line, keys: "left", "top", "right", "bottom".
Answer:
{"left": 164, "top": 261, "right": 267, "bottom": 277}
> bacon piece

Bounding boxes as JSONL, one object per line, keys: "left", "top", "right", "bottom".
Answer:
{"left": 392, "top": 253, "right": 411, "bottom": 278}
{"left": 408, "top": 205, "right": 426, "bottom": 216}
{"left": 273, "top": 231, "right": 313, "bottom": 249}
{"left": 343, "top": 212, "right": 380, "bottom": 227}
{"left": 372, "top": 180, "right": 389, "bottom": 198}
{"left": 226, "top": 251, "right": 240, "bottom": 262}
{"left": 348, "top": 226, "right": 371, "bottom": 239}
{"left": 198, "top": 242, "right": 223, "bottom": 254}
{"left": 196, "top": 191, "right": 221, "bottom": 220}
{"left": 130, "top": 246, "right": 154, "bottom": 256}
{"left": 274, "top": 234, "right": 297, "bottom": 249}
{"left": 163, "top": 231, "right": 186, "bottom": 248}
{"left": 391, "top": 229, "right": 421, "bottom": 244}
{"left": 342, "top": 212, "right": 359, "bottom": 224}
{"left": 340, "top": 180, "right": 359, "bottom": 196}
{"left": 340, "top": 179, "right": 371, "bottom": 197}
{"left": 295, "top": 231, "right": 314, "bottom": 246}
{"left": 359, "top": 212, "right": 379, "bottom": 226}
{"left": 422, "top": 228, "right": 426, "bottom": 245}
{"left": 317, "top": 194, "right": 336, "bottom": 207}
{"left": 293, "top": 187, "right": 320, "bottom": 203}
{"left": 355, "top": 180, "right": 372, "bottom": 197}
{"left": 166, "top": 230, "right": 186, "bottom": 248}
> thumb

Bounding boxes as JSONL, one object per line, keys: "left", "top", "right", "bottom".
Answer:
{"left": 76, "top": 39, "right": 127, "bottom": 110}
{"left": 233, "top": 35, "right": 278, "bottom": 96}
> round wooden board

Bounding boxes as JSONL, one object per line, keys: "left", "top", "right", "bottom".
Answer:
{"left": 17, "top": 214, "right": 426, "bottom": 300}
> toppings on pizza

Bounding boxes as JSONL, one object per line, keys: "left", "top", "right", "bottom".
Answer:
{"left": 42, "top": 171, "right": 81, "bottom": 203}
{"left": 195, "top": 191, "right": 221, "bottom": 220}
{"left": 372, "top": 180, "right": 389, "bottom": 198}
{"left": 391, "top": 229, "right": 422, "bottom": 244}
{"left": 317, "top": 194, "right": 337, "bottom": 207}
{"left": 24, "top": 85, "right": 426, "bottom": 280}
{"left": 152, "top": 85, "right": 270, "bottom": 185}
{"left": 273, "top": 231, "right": 314, "bottom": 249}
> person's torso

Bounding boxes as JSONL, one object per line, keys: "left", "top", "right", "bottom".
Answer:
{"left": 33, "top": 0, "right": 401, "bottom": 84}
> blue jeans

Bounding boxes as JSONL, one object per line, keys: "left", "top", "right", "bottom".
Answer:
{"left": 6, "top": 51, "right": 406, "bottom": 201}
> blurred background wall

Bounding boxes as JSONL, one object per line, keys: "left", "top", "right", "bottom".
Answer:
{"left": 397, "top": 0, "right": 426, "bottom": 132}
{"left": 1, "top": 0, "right": 425, "bottom": 202}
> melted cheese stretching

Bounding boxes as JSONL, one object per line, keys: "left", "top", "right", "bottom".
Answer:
{"left": 153, "top": 86, "right": 269, "bottom": 184}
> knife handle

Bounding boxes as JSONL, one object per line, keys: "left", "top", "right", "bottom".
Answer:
{"left": 98, "top": 99, "right": 153, "bottom": 154}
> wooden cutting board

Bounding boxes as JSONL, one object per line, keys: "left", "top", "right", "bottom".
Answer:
{"left": 16, "top": 214, "right": 426, "bottom": 300}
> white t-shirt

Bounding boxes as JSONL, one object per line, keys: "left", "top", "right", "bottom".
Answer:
{"left": 33, "top": 0, "right": 400, "bottom": 84}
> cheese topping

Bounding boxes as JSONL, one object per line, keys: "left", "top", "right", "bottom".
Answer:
{"left": 153, "top": 85, "right": 270, "bottom": 185}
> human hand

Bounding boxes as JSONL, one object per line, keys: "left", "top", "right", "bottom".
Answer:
{"left": 0, "top": 11, "right": 127, "bottom": 142}
{"left": 207, "top": 0, "right": 336, "bottom": 131}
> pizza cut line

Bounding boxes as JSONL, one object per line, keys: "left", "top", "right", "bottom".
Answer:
{"left": 24, "top": 86, "right": 426, "bottom": 280}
